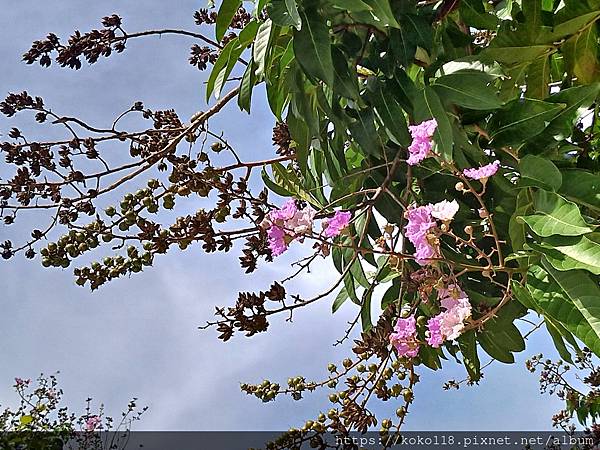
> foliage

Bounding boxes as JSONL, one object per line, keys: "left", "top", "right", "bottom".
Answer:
{"left": 3, "top": 0, "right": 600, "bottom": 442}
{"left": 528, "top": 350, "right": 600, "bottom": 432}
{"left": 0, "top": 375, "right": 145, "bottom": 450}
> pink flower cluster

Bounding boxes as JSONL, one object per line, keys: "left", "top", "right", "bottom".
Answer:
{"left": 323, "top": 211, "right": 352, "bottom": 238}
{"left": 407, "top": 119, "right": 438, "bottom": 166}
{"left": 390, "top": 283, "right": 472, "bottom": 358}
{"left": 261, "top": 200, "right": 351, "bottom": 257}
{"left": 404, "top": 199, "right": 459, "bottom": 265}
{"left": 463, "top": 160, "right": 500, "bottom": 180}
{"left": 426, "top": 284, "right": 472, "bottom": 347}
{"left": 84, "top": 415, "right": 102, "bottom": 432}
{"left": 14, "top": 377, "right": 31, "bottom": 388}
{"left": 389, "top": 316, "right": 420, "bottom": 358}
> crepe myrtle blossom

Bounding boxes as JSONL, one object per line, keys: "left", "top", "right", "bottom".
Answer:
{"left": 407, "top": 119, "right": 438, "bottom": 166}
{"left": 261, "top": 199, "right": 317, "bottom": 256}
{"left": 262, "top": 200, "right": 349, "bottom": 256}
{"left": 404, "top": 204, "right": 438, "bottom": 265}
{"left": 268, "top": 198, "right": 297, "bottom": 222}
{"left": 84, "top": 415, "right": 102, "bottom": 432}
{"left": 322, "top": 210, "right": 351, "bottom": 238}
{"left": 14, "top": 377, "right": 31, "bottom": 387}
{"left": 463, "top": 160, "right": 500, "bottom": 181}
{"left": 439, "top": 296, "right": 472, "bottom": 340}
{"left": 426, "top": 284, "right": 472, "bottom": 347}
{"left": 267, "top": 225, "right": 288, "bottom": 256}
{"left": 405, "top": 199, "right": 460, "bottom": 264}
{"left": 390, "top": 316, "right": 420, "bottom": 358}
{"left": 287, "top": 206, "right": 317, "bottom": 238}
{"left": 426, "top": 316, "right": 444, "bottom": 347}
{"left": 429, "top": 199, "right": 459, "bottom": 222}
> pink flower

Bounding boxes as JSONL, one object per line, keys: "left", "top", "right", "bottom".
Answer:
{"left": 426, "top": 316, "right": 444, "bottom": 348}
{"left": 287, "top": 206, "right": 316, "bottom": 237}
{"left": 269, "top": 199, "right": 298, "bottom": 222}
{"left": 437, "top": 283, "right": 467, "bottom": 303}
{"left": 407, "top": 119, "right": 437, "bottom": 166}
{"left": 14, "top": 378, "right": 30, "bottom": 387}
{"left": 463, "top": 160, "right": 500, "bottom": 180}
{"left": 267, "top": 225, "right": 288, "bottom": 256}
{"left": 404, "top": 205, "right": 434, "bottom": 242}
{"left": 390, "top": 316, "right": 420, "bottom": 358}
{"left": 438, "top": 301, "right": 471, "bottom": 340}
{"left": 404, "top": 205, "right": 438, "bottom": 265}
{"left": 84, "top": 415, "right": 102, "bottom": 432}
{"left": 433, "top": 285, "right": 472, "bottom": 343}
{"left": 265, "top": 200, "right": 316, "bottom": 256}
{"left": 323, "top": 211, "right": 351, "bottom": 238}
{"left": 430, "top": 200, "right": 459, "bottom": 222}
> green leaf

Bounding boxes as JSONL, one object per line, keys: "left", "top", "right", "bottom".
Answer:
{"left": 488, "top": 98, "right": 565, "bottom": 147}
{"left": 413, "top": 86, "right": 454, "bottom": 162}
{"left": 543, "top": 260, "right": 600, "bottom": 351}
{"left": 216, "top": 0, "right": 242, "bottom": 42}
{"left": 518, "top": 154, "right": 562, "bottom": 191}
{"left": 477, "top": 330, "right": 515, "bottom": 363}
{"left": 559, "top": 169, "right": 600, "bottom": 210}
{"left": 332, "top": 287, "right": 349, "bottom": 313}
{"left": 512, "top": 281, "right": 537, "bottom": 310}
{"left": 349, "top": 257, "right": 370, "bottom": 289}
{"left": 509, "top": 189, "right": 532, "bottom": 252}
{"left": 271, "top": 162, "right": 323, "bottom": 207}
{"left": 545, "top": 318, "right": 574, "bottom": 363}
{"left": 261, "top": 166, "right": 295, "bottom": 197}
{"left": 361, "top": 290, "right": 373, "bottom": 331}
{"left": 420, "top": 345, "right": 443, "bottom": 370}
{"left": 343, "top": 271, "right": 360, "bottom": 305}
{"left": 206, "top": 38, "right": 244, "bottom": 101}
{"left": 238, "top": 60, "right": 256, "bottom": 113}
{"left": 477, "top": 302, "right": 526, "bottom": 364}
{"left": 544, "top": 84, "right": 600, "bottom": 137}
{"left": 519, "top": 190, "right": 593, "bottom": 237}
{"left": 329, "top": 0, "right": 372, "bottom": 12}
{"left": 460, "top": 0, "right": 499, "bottom": 30}
{"left": 526, "top": 55, "right": 550, "bottom": 99}
{"left": 253, "top": 19, "right": 273, "bottom": 79}
{"left": 381, "top": 281, "right": 400, "bottom": 310}
{"left": 432, "top": 71, "right": 503, "bottom": 110}
{"left": 293, "top": 8, "right": 334, "bottom": 85}
{"left": 369, "top": 80, "right": 411, "bottom": 146}
{"left": 551, "top": 5, "right": 600, "bottom": 43}
{"left": 529, "top": 234, "right": 600, "bottom": 275}
{"left": 389, "top": 27, "right": 417, "bottom": 67}
{"left": 348, "top": 109, "right": 381, "bottom": 157}
{"left": 481, "top": 45, "right": 553, "bottom": 65}
{"left": 362, "top": 0, "right": 400, "bottom": 28}
{"left": 267, "top": 0, "right": 302, "bottom": 29}
{"left": 458, "top": 331, "right": 481, "bottom": 382}
{"left": 20, "top": 415, "right": 33, "bottom": 425}
{"left": 562, "top": 25, "right": 600, "bottom": 84}
{"left": 331, "top": 47, "right": 360, "bottom": 100}
{"left": 522, "top": 265, "right": 600, "bottom": 356}
{"left": 522, "top": 0, "right": 543, "bottom": 42}
{"left": 389, "top": 14, "right": 431, "bottom": 66}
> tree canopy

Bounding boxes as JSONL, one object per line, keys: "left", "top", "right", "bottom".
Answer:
{"left": 3, "top": 0, "right": 600, "bottom": 444}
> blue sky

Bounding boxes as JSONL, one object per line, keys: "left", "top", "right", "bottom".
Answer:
{"left": 0, "top": 0, "right": 563, "bottom": 430}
